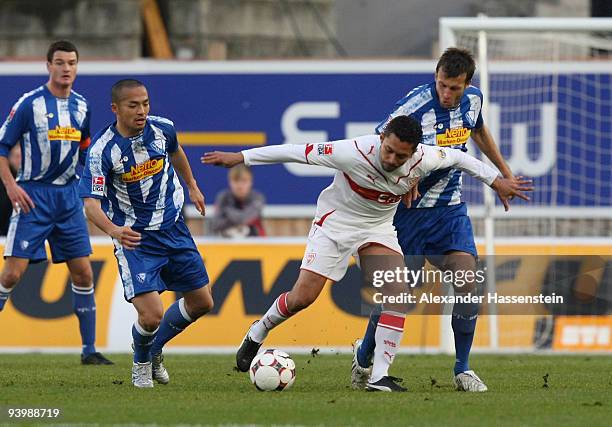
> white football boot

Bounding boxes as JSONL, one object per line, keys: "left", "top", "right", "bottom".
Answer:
{"left": 454, "top": 370, "right": 488, "bottom": 392}
{"left": 152, "top": 352, "right": 170, "bottom": 385}
{"left": 351, "top": 339, "right": 372, "bottom": 390}
{"left": 132, "top": 362, "right": 154, "bottom": 388}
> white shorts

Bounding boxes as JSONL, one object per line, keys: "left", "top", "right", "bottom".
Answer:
{"left": 300, "top": 224, "right": 402, "bottom": 282}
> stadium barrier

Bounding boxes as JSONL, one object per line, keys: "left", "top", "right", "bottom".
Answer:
{"left": 1, "top": 238, "right": 610, "bottom": 353}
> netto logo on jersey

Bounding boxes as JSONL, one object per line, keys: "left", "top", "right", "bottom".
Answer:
{"left": 48, "top": 126, "right": 81, "bottom": 142}
{"left": 121, "top": 158, "right": 164, "bottom": 183}
{"left": 436, "top": 127, "right": 471, "bottom": 147}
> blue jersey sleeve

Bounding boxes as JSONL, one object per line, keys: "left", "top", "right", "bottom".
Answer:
{"left": 475, "top": 93, "right": 484, "bottom": 129}
{"left": 79, "top": 139, "right": 112, "bottom": 200}
{"left": 467, "top": 87, "right": 484, "bottom": 129}
{"left": 375, "top": 97, "right": 406, "bottom": 135}
{"left": 148, "top": 116, "right": 179, "bottom": 153}
{"left": 375, "top": 85, "right": 428, "bottom": 135}
{"left": 166, "top": 123, "right": 179, "bottom": 153}
{"left": 78, "top": 106, "right": 92, "bottom": 165}
{"left": 0, "top": 100, "right": 28, "bottom": 157}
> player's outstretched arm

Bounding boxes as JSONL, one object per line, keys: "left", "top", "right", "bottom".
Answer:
{"left": 204, "top": 140, "right": 355, "bottom": 170}
{"left": 203, "top": 144, "right": 306, "bottom": 167}
{"left": 436, "top": 147, "right": 533, "bottom": 211}
{"left": 83, "top": 198, "right": 141, "bottom": 249}
{"left": 170, "top": 146, "right": 205, "bottom": 216}
{"left": 471, "top": 125, "right": 514, "bottom": 179}
{"left": 201, "top": 151, "right": 245, "bottom": 168}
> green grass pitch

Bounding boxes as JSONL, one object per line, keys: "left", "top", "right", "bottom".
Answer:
{"left": 0, "top": 354, "right": 610, "bottom": 426}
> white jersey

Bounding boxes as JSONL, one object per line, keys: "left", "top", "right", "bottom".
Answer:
{"left": 242, "top": 135, "right": 498, "bottom": 239}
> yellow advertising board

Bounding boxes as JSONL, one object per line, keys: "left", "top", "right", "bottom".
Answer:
{"left": 0, "top": 240, "right": 610, "bottom": 352}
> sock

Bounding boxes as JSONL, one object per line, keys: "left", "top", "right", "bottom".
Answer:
{"left": 357, "top": 304, "right": 381, "bottom": 368}
{"left": 132, "top": 322, "right": 158, "bottom": 363}
{"left": 0, "top": 283, "right": 13, "bottom": 311}
{"left": 249, "top": 292, "right": 294, "bottom": 343}
{"left": 452, "top": 299, "right": 479, "bottom": 375}
{"left": 150, "top": 298, "right": 194, "bottom": 356}
{"left": 72, "top": 283, "right": 97, "bottom": 356}
{"left": 370, "top": 311, "right": 405, "bottom": 383}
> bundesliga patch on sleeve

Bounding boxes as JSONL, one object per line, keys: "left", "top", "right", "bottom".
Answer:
{"left": 317, "top": 143, "right": 333, "bottom": 155}
{"left": 92, "top": 176, "right": 105, "bottom": 195}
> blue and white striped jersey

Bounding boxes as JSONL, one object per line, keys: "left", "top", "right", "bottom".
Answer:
{"left": 376, "top": 82, "right": 484, "bottom": 208}
{"left": 78, "top": 116, "right": 184, "bottom": 230}
{"left": 0, "top": 85, "right": 91, "bottom": 185}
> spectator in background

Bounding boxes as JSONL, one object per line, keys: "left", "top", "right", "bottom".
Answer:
{"left": 0, "top": 146, "right": 21, "bottom": 235}
{"left": 213, "top": 165, "right": 265, "bottom": 237}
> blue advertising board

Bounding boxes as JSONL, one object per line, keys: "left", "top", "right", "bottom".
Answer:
{"left": 0, "top": 61, "right": 609, "bottom": 208}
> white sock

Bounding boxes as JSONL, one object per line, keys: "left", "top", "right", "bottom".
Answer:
{"left": 370, "top": 311, "right": 405, "bottom": 383}
{"left": 0, "top": 283, "right": 13, "bottom": 294}
{"left": 249, "top": 292, "right": 294, "bottom": 343}
{"left": 71, "top": 283, "right": 94, "bottom": 295}
{"left": 0, "top": 283, "right": 13, "bottom": 309}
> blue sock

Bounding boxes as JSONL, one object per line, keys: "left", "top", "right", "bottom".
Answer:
{"left": 452, "top": 301, "right": 479, "bottom": 375}
{"left": 132, "top": 322, "right": 158, "bottom": 363}
{"left": 150, "top": 298, "right": 193, "bottom": 356}
{"left": 0, "top": 283, "right": 12, "bottom": 311}
{"left": 356, "top": 305, "right": 381, "bottom": 368}
{"left": 72, "top": 284, "right": 97, "bottom": 356}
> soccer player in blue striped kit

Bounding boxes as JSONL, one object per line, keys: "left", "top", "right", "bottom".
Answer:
{"left": 79, "top": 79, "right": 213, "bottom": 388}
{"left": 0, "top": 41, "right": 112, "bottom": 365}
{"left": 353, "top": 48, "right": 517, "bottom": 392}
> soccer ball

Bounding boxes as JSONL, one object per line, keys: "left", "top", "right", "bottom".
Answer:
{"left": 249, "top": 349, "right": 296, "bottom": 391}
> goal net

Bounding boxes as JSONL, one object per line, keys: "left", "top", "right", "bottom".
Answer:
{"left": 440, "top": 17, "right": 612, "bottom": 239}
{"left": 435, "top": 18, "right": 612, "bottom": 353}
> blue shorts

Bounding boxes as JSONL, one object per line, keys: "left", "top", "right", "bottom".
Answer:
{"left": 4, "top": 181, "right": 92, "bottom": 263}
{"left": 394, "top": 202, "right": 477, "bottom": 261}
{"left": 113, "top": 219, "right": 209, "bottom": 301}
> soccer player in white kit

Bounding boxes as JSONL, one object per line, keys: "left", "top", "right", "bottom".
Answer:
{"left": 203, "top": 115, "right": 532, "bottom": 392}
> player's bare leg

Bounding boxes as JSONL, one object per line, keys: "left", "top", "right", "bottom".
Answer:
{"left": 130, "top": 291, "right": 164, "bottom": 388}
{"left": 66, "top": 257, "right": 112, "bottom": 365}
{"left": 441, "top": 251, "right": 487, "bottom": 392}
{"left": 149, "top": 285, "right": 214, "bottom": 384}
{"left": 354, "top": 256, "right": 425, "bottom": 389}
{"left": 0, "top": 257, "right": 29, "bottom": 311}
{"left": 359, "top": 243, "right": 409, "bottom": 392}
{"left": 236, "top": 269, "right": 327, "bottom": 372}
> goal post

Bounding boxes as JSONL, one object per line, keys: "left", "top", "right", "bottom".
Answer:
{"left": 440, "top": 17, "right": 612, "bottom": 50}
{"left": 438, "top": 17, "right": 612, "bottom": 352}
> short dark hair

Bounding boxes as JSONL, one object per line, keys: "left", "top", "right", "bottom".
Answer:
{"left": 436, "top": 47, "right": 476, "bottom": 83}
{"left": 382, "top": 115, "right": 422, "bottom": 146}
{"left": 47, "top": 40, "right": 79, "bottom": 62}
{"left": 111, "top": 79, "right": 146, "bottom": 103}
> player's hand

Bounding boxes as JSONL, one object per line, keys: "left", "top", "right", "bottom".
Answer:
{"left": 188, "top": 186, "right": 206, "bottom": 216}
{"left": 490, "top": 175, "right": 534, "bottom": 211}
{"left": 201, "top": 151, "right": 244, "bottom": 168}
{"left": 6, "top": 182, "right": 35, "bottom": 214}
{"left": 402, "top": 179, "right": 420, "bottom": 208}
{"left": 502, "top": 173, "right": 517, "bottom": 201}
{"left": 110, "top": 226, "right": 141, "bottom": 250}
